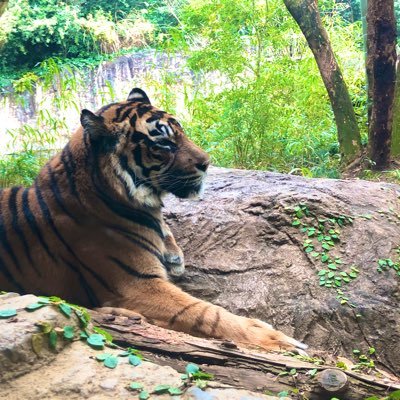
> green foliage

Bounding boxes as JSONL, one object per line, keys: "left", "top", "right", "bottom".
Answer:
{"left": 288, "top": 203, "right": 359, "bottom": 297}
{"left": 159, "top": 0, "right": 365, "bottom": 176}
{"left": 0, "top": 0, "right": 159, "bottom": 72}
{"left": 0, "top": 151, "right": 48, "bottom": 187}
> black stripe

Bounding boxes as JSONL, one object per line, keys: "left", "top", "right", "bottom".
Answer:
{"left": 146, "top": 112, "right": 165, "bottom": 123}
{"left": 192, "top": 305, "right": 210, "bottom": 334}
{"left": 116, "top": 107, "right": 133, "bottom": 123}
{"left": 111, "top": 102, "right": 134, "bottom": 122}
{"left": 0, "top": 190, "right": 23, "bottom": 273}
{"left": 131, "top": 131, "right": 155, "bottom": 146}
{"left": 107, "top": 223, "right": 163, "bottom": 259}
{"left": 21, "top": 188, "right": 57, "bottom": 263}
{"left": 34, "top": 183, "right": 116, "bottom": 295}
{"left": 8, "top": 187, "right": 40, "bottom": 275}
{"left": 210, "top": 310, "right": 221, "bottom": 337}
{"left": 60, "top": 144, "right": 80, "bottom": 201}
{"left": 108, "top": 256, "right": 162, "bottom": 280}
{"left": 47, "top": 165, "right": 79, "bottom": 222}
{"left": 120, "top": 231, "right": 164, "bottom": 263}
{"left": 0, "top": 253, "right": 25, "bottom": 292}
{"left": 119, "top": 154, "right": 145, "bottom": 188}
{"left": 137, "top": 105, "right": 152, "bottom": 117}
{"left": 99, "top": 194, "right": 163, "bottom": 237}
{"left": 96, "top": 102, "right": 119, "bottom": 116}
{"left": 169, "top": 301, "right": 202, "bottom": 326}
{"left": 113, "top": 167, "right": 133, "bottom": 200}
{"left": 91, "top": 175, "right": 164, "bottom": 237}
{"left": 133, "top": 145, "right": 163, "bottom": 177}
{"left": 129, "top": 114, "right": 137, "bottom": 127}
{"left": 60, "top": 257, "right": 100, "bottom": 307}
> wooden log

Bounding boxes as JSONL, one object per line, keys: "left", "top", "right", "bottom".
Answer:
{"left": 91, "top": 310, "right": 400, "bottom": 400}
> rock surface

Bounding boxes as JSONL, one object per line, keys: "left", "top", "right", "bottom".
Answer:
{"left": 165, "top": 167, "right": 400, "bottom": 374}
{"left": 0, "top": 293, "right": 284, "bottom": 399}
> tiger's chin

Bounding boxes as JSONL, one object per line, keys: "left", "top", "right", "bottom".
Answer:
{"left": 170, "top": 182, "right": 205, "bottom": 200}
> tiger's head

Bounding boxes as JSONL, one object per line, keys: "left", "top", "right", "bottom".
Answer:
{"left": 80, "top": 88, "right": 210, "bottom": 208}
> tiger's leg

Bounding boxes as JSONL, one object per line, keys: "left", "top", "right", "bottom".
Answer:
{"left": 161, "top": 221, "right": 185, "bottom": 277}
{"left": 107, "top": 278, "right": 307, "bottom": 352}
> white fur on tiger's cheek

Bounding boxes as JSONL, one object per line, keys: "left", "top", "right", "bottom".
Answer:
{"left": 135, "top": 185, "right": 162, "bottom": 208}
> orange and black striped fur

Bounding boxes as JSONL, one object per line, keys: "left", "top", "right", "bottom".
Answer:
{"left": 0, "top": 88, "right": 306, "bottom": 352}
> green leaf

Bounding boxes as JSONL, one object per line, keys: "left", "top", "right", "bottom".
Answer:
{"left": 321, "top": 254, "right": 329, "bottom": 263}
{"left": 154, "top": 384, "right": 170, "bottom": 394}
{"left": 343, "top": 277, "right": 350, "bottom": 283}
{"left": 305, "top": 246, "right": 314, "bottom": 253}
{"left": 38, "top": 297, "right": 51, "bottom": 304}
{"left": 49, "top": 330, "right": 57, "bottom": 349}
{"left": 104, "top": 355, "right": 119, "bottom": 369}
{"left": 328, "top": 272, "right": 335, "bottom": 278}
{"left": 339, "top": 272, "right": 348, "bottom": 277}
{"left": 311, "top": 252, "right": 320, "bottom": 258}
{"left": 129, "top": 382, "right": 143, "bottom": 391}
{"left": 292, "top": 220, "right": 301, "bottom": 226}
{"left": 0, "top": 308, "right": 17, "bottom": 318}
{"left": 93, "top": 326, "right": 113, "bottom": 342}
{"left": 185, "top": 363, "right": 200, "bottom": 375}
{"left": 378, "top": 259, "right": 387, "bottom": 266}
{"left": 80, "top": 330, "right": 89, "bottom": 339}
{"left": 63, "top": 325, "right": 74, "bottom": 340}
{"left": 59, "top": 303, "right": 72, "bottom": 318}
{"left": 129, "top": 355, "right": 142, "bottom": 366}
{"left": 37, "top": 321, "right": 53, "bottom": 334}
{"left": 349, "top": 272, "right": 358, "bottom": 278}
{"left": 289, "top": 368, "right": 297, "bottom": 375}
{"left": 296, "top": 209, "right": 304, "bottom": 218}
{"left": 87, "top": 334, "right": 105, "bottom": 349}
{"left": 368, "top": 347, "right": 376, "bottom": 355}
{"left": 318, "top": 269, "right": 327, "bottom": 276}
{"left": 192, "top": 371, "right": 214, "bottom": 380}
{"left": 308, "top": 368, "right": 318, "bottom": 377}
{"left": 168, "top": 387, "right": 183, "bottom": 395}
{"left": 328, "top": 264, "right": 337, "bottom": 270}
{"left": 96, "top": 353, "right": 111, "bottom": 361}
{"left": 353, "top": 349, "right": 360, "bottom": 355}
{"left": 322, "top": 243, "right": 330, "bottom": 250}
{"left": 25, "top": 303, "right": 46, "bottom": 311}
{"left": 139, "top": 390, "right": 150, "bottom": 400}
{"left": 31, "top": 333, "right": 44, "bottom": 355}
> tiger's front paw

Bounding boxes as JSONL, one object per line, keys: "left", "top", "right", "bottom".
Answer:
{"left": 164, "top": 250, "right": 185, "bottom": 277}
{"left": 243, "top": 318, "right": 308, "bottom": 354}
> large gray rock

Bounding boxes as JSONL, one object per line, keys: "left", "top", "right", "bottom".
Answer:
{"left": 165, "top": 167, "right": 400, "bottom": 374}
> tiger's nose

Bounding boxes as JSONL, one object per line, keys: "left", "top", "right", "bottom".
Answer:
{"left": 195, "top": 160, "right": 210, "bottom": 172}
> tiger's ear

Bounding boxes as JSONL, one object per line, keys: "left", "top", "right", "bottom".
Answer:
{"left": 127, "top": 88, "right": 151, "bottom": 104}
{"left": 80, "top": 109, "right": 107, "bottom": 140}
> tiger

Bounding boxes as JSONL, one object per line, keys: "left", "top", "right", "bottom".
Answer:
{"left": 0, "top": 88, "right": 307, "bottom": 352}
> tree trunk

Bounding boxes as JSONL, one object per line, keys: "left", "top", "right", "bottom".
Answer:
{"left": 391, "top": 60, "right": 400, "bottom": 157}
{"left": 283, "top": 0, "right": 362, "bottom": 164}
{"left": 366, "top": 0, "right": 397, "bottom": 170}
{"left": 0, "top": 1, "right": 8, "bottom": 17}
